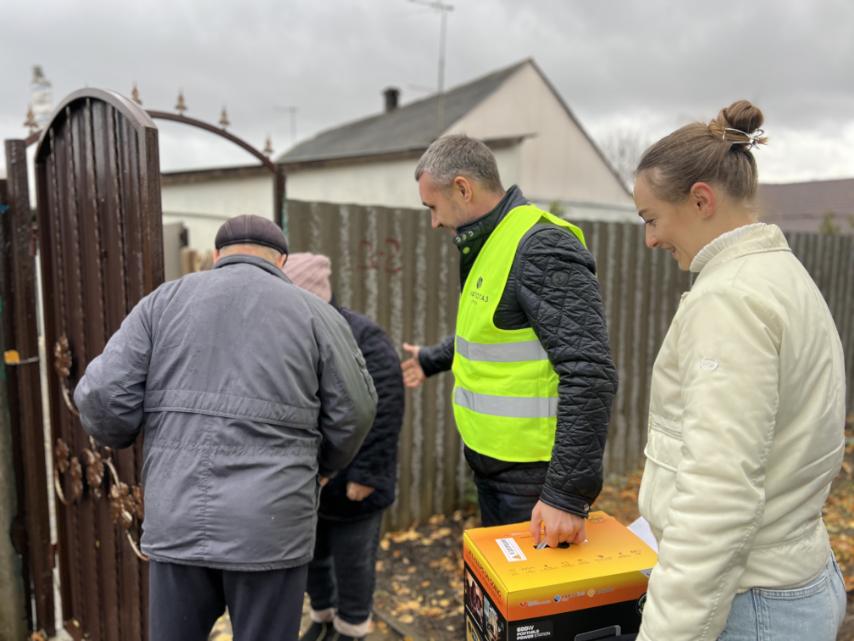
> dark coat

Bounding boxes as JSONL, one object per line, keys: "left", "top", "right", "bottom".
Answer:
{"left": 418, "top": 187, "right": 618, "bottom": 518}
{"left": 318, "top": 307, "right": 405, "bottom": 520}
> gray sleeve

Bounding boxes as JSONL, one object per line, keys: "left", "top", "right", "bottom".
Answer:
{"left": 311, "top": 303, "right": 378, "bottom": 475}
{"left": 73, "top": 296, "right": 153, "bottom": 449}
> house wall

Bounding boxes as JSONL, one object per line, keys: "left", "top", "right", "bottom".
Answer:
{"left": 161, "top": 175, "right": 273, "bottom": 249}
{"left": 160, "top": 147, "right": 522, "bottom": 249}
{"left": 282, "top": 146, "right": 521, "bottom": 210}
{"left": 445, "top": 63, "right": 634, "bottom": 219}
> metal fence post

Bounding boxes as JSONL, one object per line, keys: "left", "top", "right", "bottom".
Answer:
{"left": 0, "top": 179, "right": 28, "bottom": 641}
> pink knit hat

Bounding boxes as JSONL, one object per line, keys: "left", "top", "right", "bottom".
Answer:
{"left": 283, "top": 252, "right": 333, "bottom": 303}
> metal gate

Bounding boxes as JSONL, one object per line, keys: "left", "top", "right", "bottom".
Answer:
{"left": 3, "top": 85, "right": 286, "bottom": 640}
{"left": 34, "top": 88, "right": 164, "bottom": 641}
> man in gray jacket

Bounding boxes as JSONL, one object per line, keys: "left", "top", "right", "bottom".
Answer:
{"left": 74, "top": 215, "right": 377, "bottom": 641}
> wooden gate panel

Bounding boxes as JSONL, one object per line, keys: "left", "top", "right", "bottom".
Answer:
{"left": 35, "top": 89, "right": 163, "bottom": 641}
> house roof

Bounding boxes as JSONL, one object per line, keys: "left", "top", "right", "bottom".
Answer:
{"left": 758, "top": 177, "right": 854, "bottom": 234}
{"left": 277, "top": 60, "right": 529, "bottom": 164}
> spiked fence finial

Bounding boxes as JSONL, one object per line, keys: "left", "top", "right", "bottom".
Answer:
{"left": 175, "top": 90, "right": 187, "bottom": 115}
{"left": 23, "top": 104, "right": 38, "bottom": 133}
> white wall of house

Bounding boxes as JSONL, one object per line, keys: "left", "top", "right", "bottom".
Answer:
{"left": 160, "top": 148, "right": 522, "bottom": 249}
{"left": 162, "top": 210, "right": 230, "bottom": 253}
{"left": 161, "top": 174, "right": 274, "bottom": 218}
{"left": 161, "top": 174, "right": 272, "bottom": 249}
{"left": 283, "top": 146, "right": 521, "bottom": 209}
{"left": 445, "top": 62, "right": 634, "bottom": 219}
{"left": 287, "top": 158, "right": 422, "bottom": 208}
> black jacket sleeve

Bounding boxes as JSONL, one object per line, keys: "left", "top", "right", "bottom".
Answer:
{"left": 417, "top": 335, "right": 454, "bottom": 377}
{"left": 346, "top": 323, "right": 405, "bottom": 490}
{"left": 514, "top": 225, "right": 618, "bottom": 517}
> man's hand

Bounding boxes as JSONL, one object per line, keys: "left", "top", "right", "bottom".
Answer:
{"left": 346, "top": 481, "right": 375, "bottom": 501}
{"left": 529, "top": 500, "right": 587, "bottom": 547}
{"left": 401, "top": 343, "right": 426, "bottom": 388}
{"left": 319, "top": 476, "right": 330, "bottom": 487}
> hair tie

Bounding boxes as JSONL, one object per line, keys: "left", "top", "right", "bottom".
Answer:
{"left": 723, "top": 127, "right": 765, "bottom": 150}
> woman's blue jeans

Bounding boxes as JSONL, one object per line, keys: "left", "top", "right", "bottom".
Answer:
{"left": 718, "top": 553, "right": 847, "bottom": 641}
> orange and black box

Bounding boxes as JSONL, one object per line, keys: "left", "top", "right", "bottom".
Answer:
{"left": 463, "top": 511, "right": 657, "bottom": 641}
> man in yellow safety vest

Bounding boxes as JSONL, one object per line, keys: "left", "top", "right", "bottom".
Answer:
{"left": 402, "top": 135, "right": 617, "bottom": 547}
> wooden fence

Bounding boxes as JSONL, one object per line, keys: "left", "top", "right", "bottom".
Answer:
{"left": 287, "top": 200, "right": 854, "bottom": 528}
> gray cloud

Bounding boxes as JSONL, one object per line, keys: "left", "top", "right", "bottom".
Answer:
{"left": 1, "top": 0, "right": 852, "bottom": 181}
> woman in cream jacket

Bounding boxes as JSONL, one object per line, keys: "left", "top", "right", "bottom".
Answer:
{"left": 632, "top": 101, "right": 847, "bottom": 641}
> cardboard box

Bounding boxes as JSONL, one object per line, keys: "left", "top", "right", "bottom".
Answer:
{"left": 463, "top": 511, "right": 657, "bottom": 641}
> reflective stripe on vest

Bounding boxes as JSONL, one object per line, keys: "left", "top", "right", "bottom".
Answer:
{"left": 455, "top": 336, "right": 547, "bottom": 363}
{"left": 451, "top": 204, "right": 586, "bottom": 462}
{"left": 454, "top": 388, "right": 558, "bottom": 419}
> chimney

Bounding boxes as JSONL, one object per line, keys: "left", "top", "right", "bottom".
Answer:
{"left": 383, "top": 87, "right": 400, "bottom": 113}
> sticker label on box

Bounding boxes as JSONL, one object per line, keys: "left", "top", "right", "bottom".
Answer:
{"left": 496, "top": 537, "right": 527, "bottom": 562}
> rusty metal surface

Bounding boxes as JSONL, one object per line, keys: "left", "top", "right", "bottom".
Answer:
{"left": 35, "top": 89, "right": 164, "bottom": 641}
{"left": 0, "top": 139, "right": 56, "bottom": 636}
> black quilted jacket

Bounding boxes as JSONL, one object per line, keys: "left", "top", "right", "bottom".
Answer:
{"left": 418, "top": 186, "right": 618, "bottom": 518}
{"left": 319, "top": 307, "right": 405, "bottom": 521}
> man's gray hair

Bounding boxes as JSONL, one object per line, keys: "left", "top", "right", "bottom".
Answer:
{"left": 414, "top": 135, "right": 504, "bottom": 193}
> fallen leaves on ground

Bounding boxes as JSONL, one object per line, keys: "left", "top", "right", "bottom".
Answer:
{"left": 376, "top": 416, "right": 854, "bottom": 640}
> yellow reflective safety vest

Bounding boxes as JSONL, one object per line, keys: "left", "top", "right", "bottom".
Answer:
{"left": 451, "top": 204, "right": 586, "bottom": 462}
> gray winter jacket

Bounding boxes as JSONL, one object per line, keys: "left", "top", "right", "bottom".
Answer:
{"left": 74, "top": 254, "right": 377, "bottom": 571}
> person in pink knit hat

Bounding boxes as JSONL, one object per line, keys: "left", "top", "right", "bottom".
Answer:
{"left": 281, "top": 252, "right": 333, "bottom": 304}
{"left": 284, "top": 253, "right": 404, "bottom": 641}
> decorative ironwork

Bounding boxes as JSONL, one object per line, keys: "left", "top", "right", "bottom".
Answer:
{"left": 109, "top": 482, "right": 134, "bottom": 529}
{"left": 82, "top": 447, "right": 106, "bottom": 499}
{"left": 53, "top": 335, "right": 79, "bottom": 417}
{"left": 101, "top": 442, "right": 148, "bottom": 561}
{"left": 53, "top": 438, "right": 73, "bottom": 506}
{"left": 52, "top": 439, "right": 83, "bottom": 504}
{"left": 54, "top": 439, "right": 70, "bottom": 473}
{"left": 53, "top": 335, "right": 71, "bottom": 377}
{"left": 131, "top": 83, "right": 142, "bottom": 105}
{"left": 175, "top": 90, "right": 187, "bottom": 115}
{"left": 68, "top": 457, "right": 83, "bottom": 502}
{"left": 218, "top": 107, "right": 230, "bottom": 129}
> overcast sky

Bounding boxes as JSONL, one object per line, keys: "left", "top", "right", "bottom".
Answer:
{"left": 2, "top": 0, "right": 852, "bottom": 183}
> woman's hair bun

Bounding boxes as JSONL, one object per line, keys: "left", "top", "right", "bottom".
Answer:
{"left": 717, "top": 100, "right": 764, "bottom": 134}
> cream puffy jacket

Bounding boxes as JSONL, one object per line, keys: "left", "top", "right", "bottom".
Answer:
{"left": 636, "top": 224, "right": 846, "bottom": 641}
